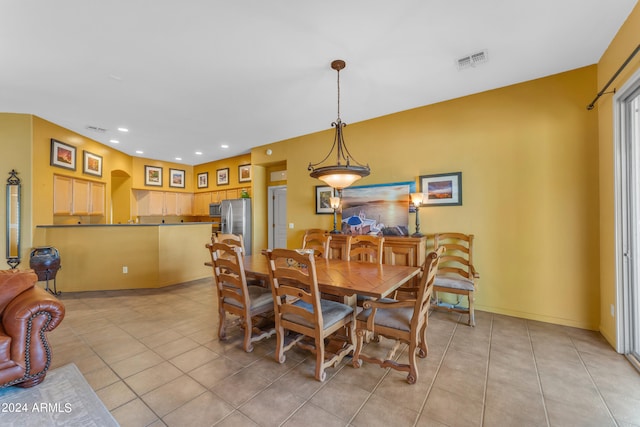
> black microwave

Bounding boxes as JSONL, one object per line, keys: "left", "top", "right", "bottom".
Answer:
{"left": 209, "top": 203, "right": 221, "bottom": 217}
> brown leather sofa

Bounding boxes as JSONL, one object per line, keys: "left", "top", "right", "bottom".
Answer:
{"left": 0, "top": 269, "right": 65, "bottom": 388}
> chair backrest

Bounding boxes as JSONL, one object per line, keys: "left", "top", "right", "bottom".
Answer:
{"left": 302, "top": 232, "right": 332, "bottom": 259}
{"left": 214, "top": 233, "right": 245, "bottom": 253}
{"left": 264, "top": 248, "right": 324, "bottom": 333}
{"left": 347, "top": 235, "right": 384, "bottom": 264}
{"left": 206, "top": 242, "right": 251, "bottom": 308}
{"left": 433, "top": 233, "right": 475, "bottom": 280}
{"left": 412, "top": 247, "right": 445, "bottom": 322}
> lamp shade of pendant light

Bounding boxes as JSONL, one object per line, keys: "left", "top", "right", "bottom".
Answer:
{"left": 308, "top": 60, "right": 370, "bottom": 190}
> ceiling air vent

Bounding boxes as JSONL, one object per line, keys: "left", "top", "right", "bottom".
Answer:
{"left": 457, "top": 50, "right": 488, "bottom": 70}
{"left": 86, "top": 125, "right": 107, "bottom": 133}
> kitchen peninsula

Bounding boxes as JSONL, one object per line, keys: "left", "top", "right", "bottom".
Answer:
{"left": 33, "top": 223, "right": 213, "bottom": 292}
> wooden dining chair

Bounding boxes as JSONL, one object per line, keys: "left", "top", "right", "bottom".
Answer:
{"left": 302, "top": 232, "right": 332, "bottom": 259}
{"left": 264, "top": 248, "right": 355, "bottom": 381}
{"left": 346, "top": 235, "right": 384, "bottom": 263}
{"left": 206, "top": 242, "right": 276, "bottom": 352}
{"left": 352, "top": 246, "right": 444, "bottom": 384}
{"left": 432, "top": 233, "right": 479, "bottom": 326}
{"left": 214, "top": 232, "right": 245, "bottom": 250}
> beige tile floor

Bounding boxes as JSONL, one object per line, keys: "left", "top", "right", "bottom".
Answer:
{"left": 45, "top": 278, "right": 640, "bottom": 427}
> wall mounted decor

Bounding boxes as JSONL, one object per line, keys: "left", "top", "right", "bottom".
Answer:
{"left": 50, "top": 139, "right": 76, "bottom": 171}
{"left": 315, "top": 185, "right": 335, "bottom": 214}
{"left": 419, "top": 172, "right": 462, "bottom": 206}
{"left": 83, "top": 150, "right": 103, "bottom": 177}
{"left": 341, "top": 181, "right": 415, "bottom": 236}
{"left": 6, "top": 170, "right": 21, "bottom": 269}
{"left": 144, "top": 165, "right": 163, "bottom": 187}
{"left": 197, "top": 172, "right": 208, "bottom": 189}
{"left": 217, "top": 168, "right": 229, "bottom": 186}
{"left": 169, "top": 168, "right": 185, "bottom": 188}
{"left": 238, "top": 164, "right": 251, "bottom": 183}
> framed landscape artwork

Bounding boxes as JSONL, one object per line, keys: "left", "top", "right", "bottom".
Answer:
{"left": 169, "top": 168, "right": 185, "bottom": 188}
{"left": 238, "top": 164, "right": 251, "bottom": 183}
{"left": 50, "top": 139, "right": 76, "bottom": 171}
{"left": 315, "top": 186, "right": 335, "bottom": 214}
{"left": 83, "top": 151, "right": 102, "bottom": 177}
{"left": 217, "top": 168, "right": 229, "bottom": 186}
{"left": 145, "top": 165, "right": 163, "bottom": 187}
{"left": 340, "top": 181, "right": 415, "bottom": 235}
{"left": 419, "top": 172, "right": 462, "bottom": 206}
{"left": 197, "top": 172, "right": 208, "bottom": 189}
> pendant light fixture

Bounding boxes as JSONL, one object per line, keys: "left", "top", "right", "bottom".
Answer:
{"left": 308, "top": 59, "right": 370, "bottom": 190}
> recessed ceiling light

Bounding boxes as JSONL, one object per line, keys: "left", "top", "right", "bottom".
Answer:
{"left": 195, "top": 151, "right": 203, "bottom": 155}
{"left": 221, "top": 144, "right": 229, "bottom": 149}
{"left": 135, "top": 150, "right": 143, "bottom": 154}
{"left": 175, "top": 157, "right": 182, "bottom": 161}
{"left": 118, "top": 127, "right": 129, "bottom": 132}
{"left": 109, "top": 139, "right": 119, "bottom": 144}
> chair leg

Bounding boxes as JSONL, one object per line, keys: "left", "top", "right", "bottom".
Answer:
{"left": 417, "top": 320, "right": 428, "bottom": 358}
{"left": 218, "top": 307, "right": 227, "bottom": 341}
{"left": 468, "top": 291, "right": 475, "bottom": 327}
{"left": 352, "top": 328, "right": 365, "bottom": 368}
{"left": 242, "top": 317, "right": 254, "bottom": 353}
{"left": 315, "top": 336, "right": 326, "bottom": 382}
{"left": 274, "top": 324, "right": 286, "bottom": 363}
{"left": 407, "top": 340, "right": 418, "bottom": 384}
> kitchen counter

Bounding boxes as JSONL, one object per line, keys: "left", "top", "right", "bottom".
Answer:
{"left": 33, "top": 223, "right": 213, "bottom": 292}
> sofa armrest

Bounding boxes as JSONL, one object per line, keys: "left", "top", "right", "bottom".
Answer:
{"left": 3, "top": 286, "right": 65, "bottom": 335}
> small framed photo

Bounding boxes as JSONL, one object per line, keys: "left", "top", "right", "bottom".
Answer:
{"left": 197, "top": 172, "right": 208, "bottom": 189}
{"left": 217, "top": 168, "right": 229, "bottom": 186}
{"left": 50, "top": 139, "right": 76, "bottom": 171}
{"left": 315, "top": 185, "right": 335, "bottom": 214}
{"left": 169, "top": 168, "right": 185, "bottom": 188}
{"left": 145, "top": 165, "right": 163, "bottom": 187}
{"left": 238, "top": 164, "right": 251, "bottom": 183}
{"left": 83, "top": 150, "right": 103, "bottom": 177}
{"left": 419, "top": 172, "right": 462, "bottom": 206}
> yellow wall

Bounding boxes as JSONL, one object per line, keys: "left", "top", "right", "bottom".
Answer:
{"left": 0, "top": 114, "right": 34, "bottom": 268}
{"left": 597, "top": 2, "right": 640, "bottom": 346}
{"left": 253, "top": 65, "right": 601, "bottom": 330}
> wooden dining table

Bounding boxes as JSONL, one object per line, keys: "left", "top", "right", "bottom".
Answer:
{"left": 241, "top": 255, "right": 421, "bottom": 303}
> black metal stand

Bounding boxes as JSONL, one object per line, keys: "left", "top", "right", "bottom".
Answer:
{"left": 41, "top": 268, "right": 61, "bottom": 296}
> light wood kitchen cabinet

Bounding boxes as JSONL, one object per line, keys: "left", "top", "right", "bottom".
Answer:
{"left": 53, "top": 175, "right": 105, "bottom": 216}
{"left": 194, "top": 192, "right": 212, "bottom": 216}
{"left": 134, "top": 190, "right": 193, "bottom": 216}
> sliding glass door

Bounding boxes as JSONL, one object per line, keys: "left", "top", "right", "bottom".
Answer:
{"left": 617, "top": 75, "right": 640, "bottom": 369}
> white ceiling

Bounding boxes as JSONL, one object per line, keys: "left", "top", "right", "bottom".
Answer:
{"left": 1, "top": 1, "right": 637, "bottom": 165}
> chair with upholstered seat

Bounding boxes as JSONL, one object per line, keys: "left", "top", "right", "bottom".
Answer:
{"left": 264, "top": 248, "right": 355, "bottom": 382}
{"left": 432, "top": 233, "right": 479, "bottom": 326}
{"left": 206, "top": 242, "right": 276, "bottom": 352}
{"left": 302, "top": 231, "right": 332, "bottom": 259}
{"left": 352, "top": 247, "right": 444, "bottom": 384}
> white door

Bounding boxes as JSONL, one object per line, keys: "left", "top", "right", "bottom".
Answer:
{"left": 616, "top": 69, "right": 640, "bottom": 370}
{"left": 268, "top": 186, "right": 287, "bottom": 249}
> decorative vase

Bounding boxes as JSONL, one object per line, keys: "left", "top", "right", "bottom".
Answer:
{"left": 29, "top": 246, "right": 61, "bottom": 281}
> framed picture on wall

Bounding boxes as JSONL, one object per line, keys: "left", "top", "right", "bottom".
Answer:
{"left": 217, "top": 168, "right": 229, "bottom": 186}
{"left": 82, "top": 151, "right": 103, "bottom": 177}
{"left": 197, "top": 172, "right": 208, "bottom": 189}
{"left": 145, "top": 165, "right": 163, "bottom": 187}
{"left": 50, "top": 139, "right": 76, "bottom": 171}
{"left": 238, "top": 164, "right": 251, "bottom": 182}
{"left": 419, "top": 172, "right": 462, "bottom": 206}
{"left": 315, "top": 185, "right": 335, "bottom": 214}
{"left": 169, "top": 168, "right": 185, "bottom": 188}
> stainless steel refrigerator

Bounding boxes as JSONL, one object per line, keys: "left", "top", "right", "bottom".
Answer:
{"left": 220, "top": 198, "right": 252, "bottom": 255}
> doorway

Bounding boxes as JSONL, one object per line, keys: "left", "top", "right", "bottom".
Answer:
{"left": 268, "top": 185, "right": 287, "bottom": 249}
{"left": 615, "top": 68, "right": 640, "bottom": 370}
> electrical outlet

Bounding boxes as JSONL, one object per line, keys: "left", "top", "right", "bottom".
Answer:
{"left": 123, "top": 266, "right": 128, "bottom": 274}
{"left": 610, "top": 304, "right": 615, "bottom": 317}
{"left": 289, "top": 223, "right": 294, "bottom": 229}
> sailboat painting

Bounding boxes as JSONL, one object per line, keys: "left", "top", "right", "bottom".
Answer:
{"left": 340, "top": 181, "right": 415, "bottom": 236}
